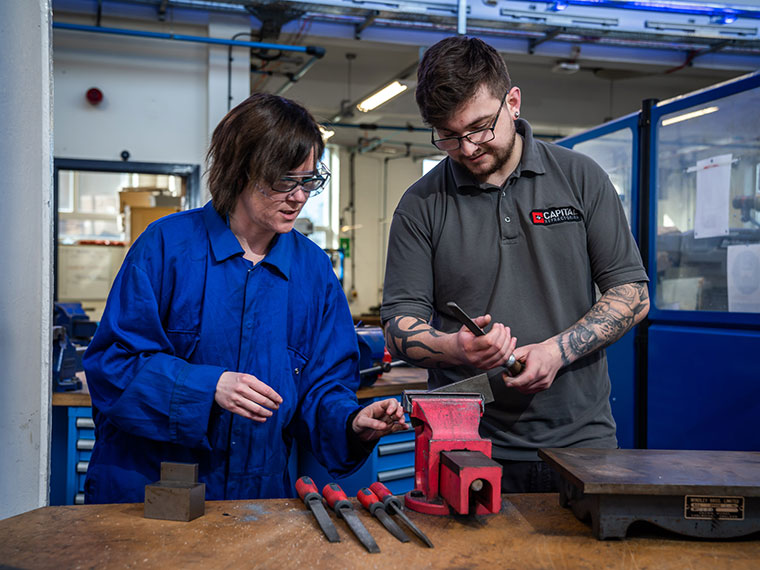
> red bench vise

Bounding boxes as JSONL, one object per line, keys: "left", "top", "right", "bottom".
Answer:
{"left": 402, "top": 387, "right": 502, "bottom": 516}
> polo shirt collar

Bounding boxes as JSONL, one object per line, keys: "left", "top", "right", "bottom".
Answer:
{"left": 202, "top": 200, "right": 292, "bottom": 279}
{"left": 449, "top": 118, "right": 546, "bottom": 189}
{"left": 516, "top": 118, "right": 546, "bottom": 176}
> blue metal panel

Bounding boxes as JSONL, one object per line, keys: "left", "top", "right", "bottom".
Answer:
{"left": 605, "top": 330, "right": 636, "bottom": 449}
{"left": 49, "top": 407, "right": 69, "bottom": 506}
{"left": 647, "top": 71, "right": 760, "bottom": 327}
{"left": 556, "top": 114, "right": 642, "bottom": 449}
{"left": 647, "top": 324, "right": 760, "bottom": 451}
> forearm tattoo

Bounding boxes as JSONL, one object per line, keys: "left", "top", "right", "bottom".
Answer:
{"left": 385, "top": 316, "right": 447, "bottom": 368}
{"left": 556, "top": 282, "right": 649, "bottom": 367}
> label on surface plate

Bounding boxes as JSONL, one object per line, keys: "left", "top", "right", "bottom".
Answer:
{"left": 684, "top": 495, "right": 745, "bottom": 520}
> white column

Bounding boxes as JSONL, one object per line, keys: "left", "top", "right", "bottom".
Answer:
{"left": 0, "top": 0, "right": 54, "bottom": 519}
{"left": 207, "top": 15, "right": 252, "bottom": 152}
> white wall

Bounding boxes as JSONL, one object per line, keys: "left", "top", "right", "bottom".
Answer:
{"left": 340, "top": 151, "right": 424, "bottom": 315}
{"left": 0, "top": 0, "right": 54, "bottom": 519}
{"left": 54, "top": 19, "right": 209, "bottom": 166}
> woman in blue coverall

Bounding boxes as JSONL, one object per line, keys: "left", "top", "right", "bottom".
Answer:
{"left": 82, "top": 93, "right": 407, "bottom": 503}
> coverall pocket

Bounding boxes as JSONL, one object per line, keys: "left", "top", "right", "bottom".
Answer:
{"left": 166, "top": 330, "right": 200, "bottom": 360}
{"left": 287, "top": 346, "right": 309, "bottom": 381}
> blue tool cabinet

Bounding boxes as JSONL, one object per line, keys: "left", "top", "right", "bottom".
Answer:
{"left": 295, "top": 395, "right": 416, "bottom": 496}
{"left": 50, "top": 406, "right": 94, "bottom": 505}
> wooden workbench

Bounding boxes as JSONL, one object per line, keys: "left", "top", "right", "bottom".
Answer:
{"left": 52, "top": 368, "right": 428, "bottom": 407}
{"left": 1, "top": 494, "right": 758, "bottom": 569}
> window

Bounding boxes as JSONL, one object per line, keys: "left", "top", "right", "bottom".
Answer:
{"left": 654, "top": 86, "right": 760, "bottom": 312}
{"left": 298, "top": 144, "right": 340, "bottom": 249}
{"left": 574, "top": 128, "right": 634, "bottom": 225}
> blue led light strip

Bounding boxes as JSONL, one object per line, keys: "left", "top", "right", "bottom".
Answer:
{"left": 515, "top": 1, "right": 760, "bottom": 21}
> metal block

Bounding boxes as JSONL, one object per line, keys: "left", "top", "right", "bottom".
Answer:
{"left": 161, "top": 462, "right": 198, "bottom": 483}
{"left": 144, "top": 462, "right": 205, "bottom": 522}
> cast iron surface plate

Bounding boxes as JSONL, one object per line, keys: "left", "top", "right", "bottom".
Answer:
{"left": 538, "top": 448, "right": 760, "bottom": 495}
{"left": 538, "top": 448, "right": 760, "bottom": 539}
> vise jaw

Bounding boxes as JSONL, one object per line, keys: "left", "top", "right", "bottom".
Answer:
{"left": 403, "top": 390, "right": 502, "bottom": 516}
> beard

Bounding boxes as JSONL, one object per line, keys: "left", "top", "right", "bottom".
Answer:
{"left": 458, "top": 128, "right": 517, "bottom": 182}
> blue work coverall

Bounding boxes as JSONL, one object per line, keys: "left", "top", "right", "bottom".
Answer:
{"left": 83, "top": 201, "right": 364, "bottom": 503}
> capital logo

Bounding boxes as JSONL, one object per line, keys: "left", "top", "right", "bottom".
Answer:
{"left": 530, "top": 206, "right": 582, "bottom": 226}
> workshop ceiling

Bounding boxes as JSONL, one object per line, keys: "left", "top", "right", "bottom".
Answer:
{"left": 53, "top": 0, "right": 760, "bottom": 149}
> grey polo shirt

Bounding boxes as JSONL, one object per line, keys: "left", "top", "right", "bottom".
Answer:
{"left": 381, "top": 119, "right": 648, "bottom": 461}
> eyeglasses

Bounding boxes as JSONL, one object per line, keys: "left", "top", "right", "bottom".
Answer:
{"left": 269, "top": 162, "right": 331, "bottom": 197}
{"left": 431, "top": 91, "right": 508, "bottom": 151}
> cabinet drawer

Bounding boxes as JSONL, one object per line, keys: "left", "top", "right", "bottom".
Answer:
{"left": 378, "top": 440, "right": 415, "bottom": 456}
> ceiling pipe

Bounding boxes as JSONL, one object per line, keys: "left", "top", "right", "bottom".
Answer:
{"left": 274, "top": 56, "right": 322, "bottom": 95}
{"left": 330, "top": 122, "right": 428, "bottom": 133}
{"left": 52, "top": 22, "right": 326, "bottom": 57}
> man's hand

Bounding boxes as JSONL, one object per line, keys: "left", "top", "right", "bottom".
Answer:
{"left": 215, "top": 371, "right": 283, "bottom": 422}
{"left": 352, "top": 398, "right": 409, "bottom": 442}
{"left": 454, "top": 314, "right": 517, "bottom": 370}
{"left": 504, "top": 340, "right": 563, "bottom": 394}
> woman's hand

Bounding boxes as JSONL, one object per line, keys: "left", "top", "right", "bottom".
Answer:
{"left": 215, "top": 371, "right": 283, "bottom": 422}
{"left": 351, "top": 398, "right": 409, "bottom": 442}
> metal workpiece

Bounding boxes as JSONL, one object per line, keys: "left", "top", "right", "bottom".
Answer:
{"left": 323, "top": 483, "right": 380, "bottom": 553}
{"left": 402, "top": 389, "right": 486, "bottom": 414}
{"left": 144, "top": 462, "right": 205, "bottom": 522}
{"left": 357, "top": 487, "right": 410, "bottom": 543}
{"left": 296, "top": 476, "right": 340, "bottom": 543}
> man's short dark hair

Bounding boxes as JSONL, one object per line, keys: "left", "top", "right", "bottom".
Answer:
{"left": 206, "top": 93, "right": 324, "bottom": 216}
{"left": 416, "top": 36, "right": 512, "bottom": 127}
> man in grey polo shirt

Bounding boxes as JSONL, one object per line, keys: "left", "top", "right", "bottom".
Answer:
{"left": 381, "top": 36, "right": 650, "bottom": 493}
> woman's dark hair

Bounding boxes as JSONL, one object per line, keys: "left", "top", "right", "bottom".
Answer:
{"left": 206, "top": 93, "right": 324, "bottom": 216}
{"left": 416, "top": 36, "right": 511, "bottom": 127}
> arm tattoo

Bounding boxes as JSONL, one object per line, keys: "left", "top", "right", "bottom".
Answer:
{"left": 384, "top": 316, "right": 448, "bottom": 368}
{"left": 556, "top": 282, "right": 649, "bottom": 367}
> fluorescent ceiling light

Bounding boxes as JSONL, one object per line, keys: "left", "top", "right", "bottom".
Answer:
{"left": 356, "top": 81, "right": 408, "bottom": 113}
{"left": 661, "top": 106, "right": 719, "bottom": 126}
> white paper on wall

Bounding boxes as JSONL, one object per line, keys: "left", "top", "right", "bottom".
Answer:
{"left": 694, "top": 154, "right": 732, "bottom": 239}
{"left": 727, "top": 243, "right": 760, "bottom": 313}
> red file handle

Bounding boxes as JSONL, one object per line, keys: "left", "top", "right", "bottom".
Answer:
{"left": 322, "top": 483, "right": 352, "bottom": 512}
{"left": 369, "top": 481, "right": 403, "bottom": 511}
{"left": 296, "top": 476, "right": 320, "bottom": 503}
{"left": 357, "top": 487, "right": 382, "bottom": 514}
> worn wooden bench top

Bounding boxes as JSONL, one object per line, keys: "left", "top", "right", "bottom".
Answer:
{"left": 2, "top": 494, "right": 758, "bottom": 568}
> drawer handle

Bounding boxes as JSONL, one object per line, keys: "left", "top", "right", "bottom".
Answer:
{"left": 76, "top": 461, "right": 89, "bottom": 473}
{"left": 377, "top": 441, "right": 415, "bottom": 456}
{"left": 76, "top": 418, "right": 95, "bottom": 429}
{"left": 377, "top": 467, "right": 414, "bottom": 482}
{"left": 76, "top": 439, "right": 95, "bottom": 451}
